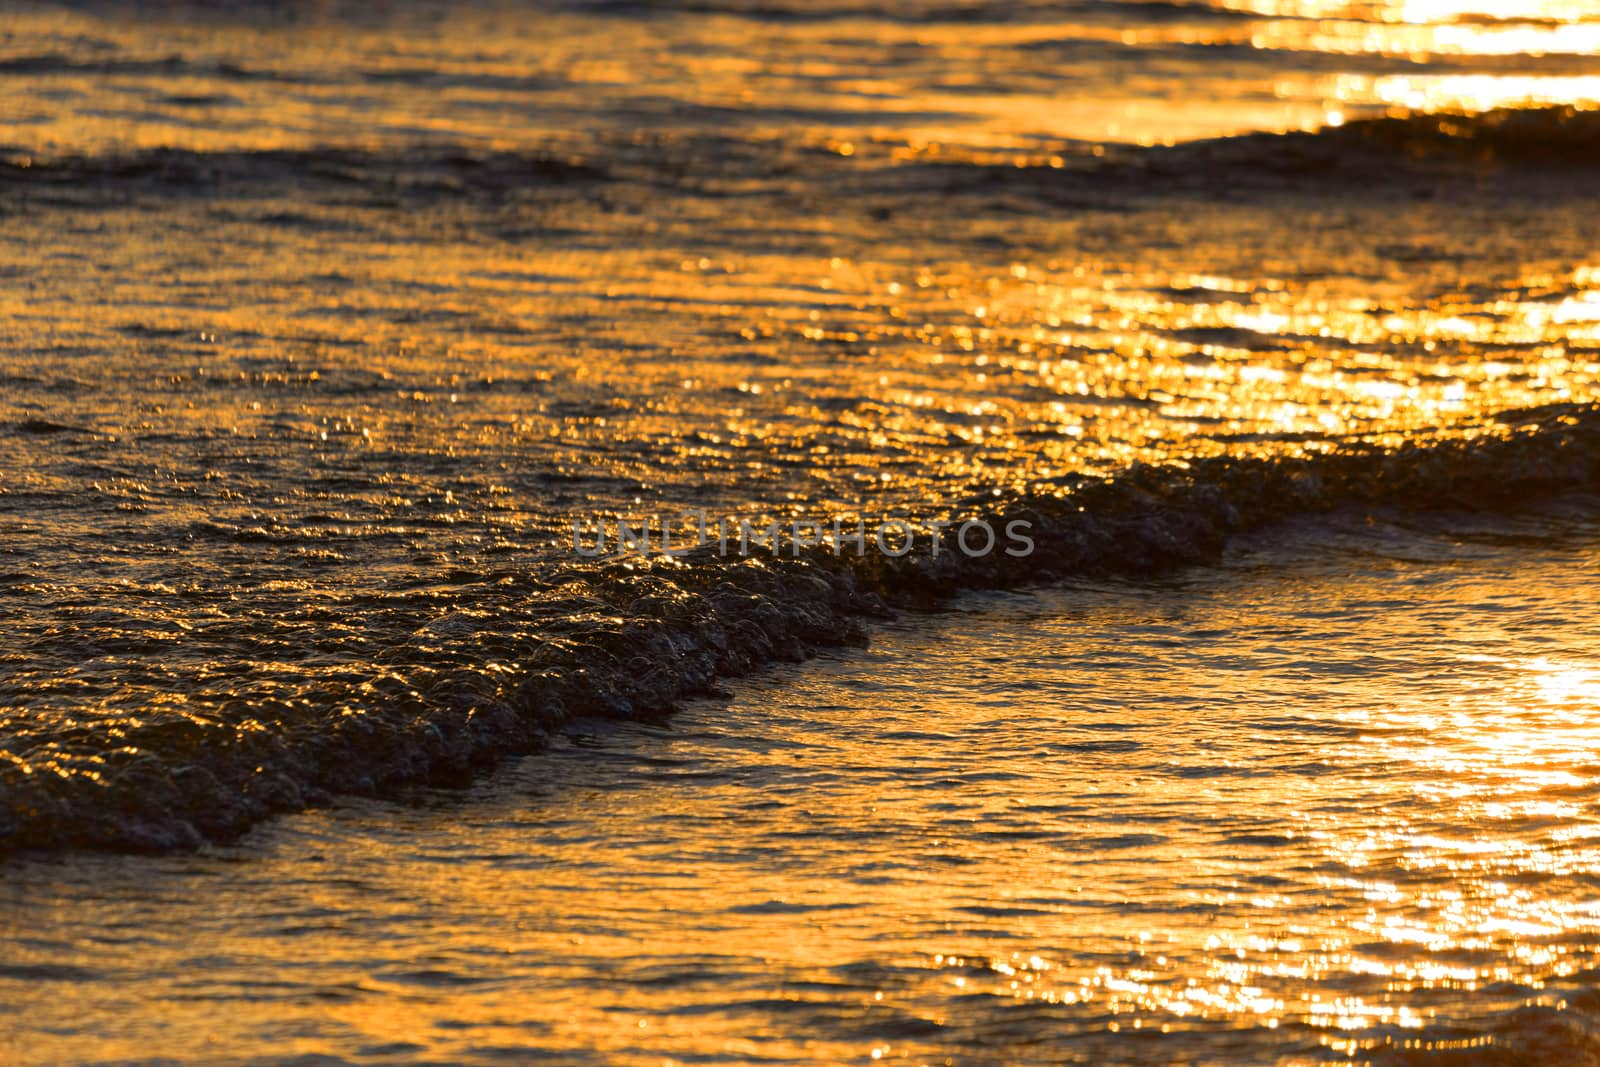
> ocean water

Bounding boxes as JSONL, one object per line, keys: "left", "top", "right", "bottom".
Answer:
{"left": 7, "top": 508, "right": 1600, "bottom": 1065}
{"left": 3, "top": 0, "right": 1600, "bottom": 1062}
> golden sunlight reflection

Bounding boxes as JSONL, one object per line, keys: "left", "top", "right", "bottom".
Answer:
{"left": 14, "top": 530, "right": 1600, "bottom": 1063}
{"left": 1221, "top": 0, "right": 1595, "bottom": 22}
{"left": 1247, "top": 18, "right": 1600, "bottom": 59}
{"left": 1336, "top": 72, "right": 1600, "bottom": 112}
{"left": 9, "top": 0, "right": 1600, "bottom": 154}
{"left": 6, "top": 0, "right": 1600, "bottom": 1063}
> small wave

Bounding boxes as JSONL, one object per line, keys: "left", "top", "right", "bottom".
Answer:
{"left": 879, "top": 106, "right": 1600, "bottom": 208}
{"left": 0, "top": 52, "right": 309, "bottom": 84}
{"left": 0, "top": 54, "right": 188, "bottom": 78}
{"left": 0, "top": 116, "right": 1579, "bottom": 252}
{"left": 574, "top": 0, "right": 1253, "bottom": 23}
{"left": 0, "top": 146, "right": 609, "bottom": 200}
{"left": 6, "top": 107, "right": 1595, "bottom": 214}
{"left": 3, "top": 403, "right": 1599, "bottom": 856}
{"left": 1363, "top": 989, "right": 1600, "bottom": 1066}
{"left": 1171, "top": 106, "right": 1600, "bottom": 175}
{"left": 9, "top": 418, "right": 99, "bottom": 437}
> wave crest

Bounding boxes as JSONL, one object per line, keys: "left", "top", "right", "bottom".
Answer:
{"left": 4, "top": 404, "right": 1598, "bottom": 854}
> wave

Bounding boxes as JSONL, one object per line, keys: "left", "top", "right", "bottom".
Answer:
{"left": 921, "top": 104, "right": 1600, "bottom": 184}
{"left": 6, "top": 107, "right": 1597, "bottom": 215}
{"left": 1363, "top": 988, "right": 1600, "bottom": 1066}
{"left": 1169, "top": 105, "right": 1600, "bottom": 173}
{"left": 850, "top": 107, "right": 1600, "bottom": 215}
{"left": 3, "top": 402, "right": 1599, "bottom": 855}
{"left": 570, "top": 0, "right": 1256, "bottom": 24}
{"left": 0, "top": 145, "right": 609, "bottom": 201}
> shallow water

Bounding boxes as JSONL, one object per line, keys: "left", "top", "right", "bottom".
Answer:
{"left": 6, "top": 507, "right": 1600, "bottom": 1065}
{"left": 6, "top": 0, "right": 1600, "bottom": 852}
{"left": 9, "top": 0, "right": 1600, "bottom": 151}
{"left": 5, "top": 2, "right": 1600, "bottom": 1060}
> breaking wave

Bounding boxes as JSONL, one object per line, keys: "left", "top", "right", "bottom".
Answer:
{"left": 1167, "top": 105, "right": 1600, "bottom": 173}
{"left": 4, "top": 403, "right": 1598, "bottom": 854}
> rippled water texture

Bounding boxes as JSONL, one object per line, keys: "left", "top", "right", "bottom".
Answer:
{"left": 6, "top": 509, "right": 1600, "bottom": 1065}
{"left": 6, "top": 0, "right": 1600, "bottom": 1063}
{"left": 9, "top": 0, "right": 1600, "bottom": 148}
{"left": 6, "top": 0, "right": 1600, "bottom": 852}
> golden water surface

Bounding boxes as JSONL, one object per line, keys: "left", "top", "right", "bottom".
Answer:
{"left": 3, "top": 0, "right": 1600, "bottom": 1063}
